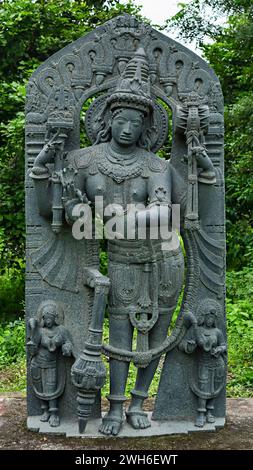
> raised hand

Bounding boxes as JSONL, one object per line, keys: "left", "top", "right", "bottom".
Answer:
{"left": 60, "top": 165, "right": 78, "bottom": 201}
{"left": 31, "top": 129, "right": 67, "bottom": 173}
{"left": 46, "top": 129, "right": 66, "bottom": 151}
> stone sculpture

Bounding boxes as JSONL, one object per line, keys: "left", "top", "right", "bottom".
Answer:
{"left": 179, "top": 299, "right": 226, "bottom": 427}
{"left": 25, "top": 14, "right": 226, "bottom": 437}
{"left": 27, "top": 300, "right": 73, "bottom": 427}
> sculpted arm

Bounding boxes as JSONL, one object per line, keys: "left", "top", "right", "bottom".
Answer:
{"left": 27, "top": 318, "right": 41, "bottom": 356}
{"left": 60, "top": 326, "right": 74, "bottom": 357}
{"left": 29, "top": 138, "right": 87, "bottom": 224}
{"left": 136, "top": 164, "right": 172, "bottom": 228}
{"left": 211, "top": 329, "right": 227, "bottom": 357}
{"left": 29, "top": 140, "right": 55, "bottom": 217}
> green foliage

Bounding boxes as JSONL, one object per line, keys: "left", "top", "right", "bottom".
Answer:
{"left": 227, "top": 328, "right": 253, "bottom": 397}
{"left": 101, "top": 317, "right": 161, "bottom": 398}
{"left": 167, "top": 0, "right": 253, "bottom": 48}
{"left": 226, "top": 267, "right": 253, "bottom": 303}
{"left": 0, "top": 357, "right": 26, "bottom": 393}
{"left": 226, "top": 268, "right": 253, "bottom": 397}
{"left": 0, "top": 318, "right": 25, "bottom": 366}
{"left": 0, "top": 316, "right": 26, "bottom": 393}
{"left": 166, "top": 1, "right": 224, "bottom": 46}
{"left": 206, "top": 10, "right": 253, "bottom": 269}
{"left": 224, "top": 94, "right": 253, "bottom": 269}
{"left": 0, "top": 0, "right": 252, "bottom": 399}
{"left": 1, "top": 269, "right": 252, "bottom": 397}
{"left": 100, "top": 244, "right": 108, "bottom": 276}
{"left": 0, "top": 109, "right": 25, "bottom": 273}
{"left": 0, "top": 0, "right": 141, "bottom": 318}
{"left": 0, "top": 269, "right": 24, "bottom": 322}
{"left": 227, "top": 298, "right": 253, "bottom": 335}
{"left": 168, "top": 0, "right": 253, "bottom": 270}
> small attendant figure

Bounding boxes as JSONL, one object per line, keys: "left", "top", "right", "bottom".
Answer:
{"left": 27, "top": 300, "right": 73, "bottom": 427}
{"left": 180, "top": 301, "right": 226, "bottom": 427}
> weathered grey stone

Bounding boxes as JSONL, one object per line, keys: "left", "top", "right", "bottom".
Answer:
{"left": 2, "top": 397, "right": 253, "bottom": 450}
{"left": 25, "top": 14, "right": 225, "bottom": 437}
{"left": 27, "top": 413, "right": 225, "bottom": 438}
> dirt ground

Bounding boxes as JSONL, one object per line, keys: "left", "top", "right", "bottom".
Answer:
{"left": 0, "top": 394, "right": 252, "bottom": 450}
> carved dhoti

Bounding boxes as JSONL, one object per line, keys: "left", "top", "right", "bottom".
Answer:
{"left": 190, "top": 353, "right": 226, "bottom": 400}
{"left": 108, "top": 239, "right": 184, "bottom": 319}
{"left": 30, "top": 353, "right": 65, "bottom": 401}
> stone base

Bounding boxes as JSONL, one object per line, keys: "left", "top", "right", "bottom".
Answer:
{"left": 27, "top": 413, "right": 225, "bottom": 438}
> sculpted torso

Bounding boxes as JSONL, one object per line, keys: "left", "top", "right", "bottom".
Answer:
{"left": 31, "top": 106, "right": 185, "bottom": 435}
{"left": 66, "top": 143, "right": 170, "bottom": 209}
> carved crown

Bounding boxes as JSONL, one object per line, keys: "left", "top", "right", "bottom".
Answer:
{"left": 107, "top": 47, "right": 153, "bottom": 114}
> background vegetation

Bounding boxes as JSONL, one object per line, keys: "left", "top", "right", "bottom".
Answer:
{"left": 0, "top": 0, "right": 252, "bottom": 396}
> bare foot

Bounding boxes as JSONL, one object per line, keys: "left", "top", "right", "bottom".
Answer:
{"left": 126, "top": 410, "right": 151, "bottom": 429}
{"left": 40, "top": 410, "right": 50, "bottom": 422}
{"left": 195, "top": 412, "right": 206, "bottom": 428}
{"left": 49, "top": 413, "right": 60, "bottom": 427}
{"left": 206, "top": 410, "right": 215, "bottom": 423}
{"left": 99, "top": 412, "right": 123, "bottom": 436}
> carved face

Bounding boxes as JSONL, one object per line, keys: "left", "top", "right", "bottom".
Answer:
{"left": 111, "top": 108, "right": 144, "bottom": 147}
{"left": 204, "top": 312, "right": 216, "bottom": 327}
{"left": 42, "top": 306, "right": 57, "bottom": 328}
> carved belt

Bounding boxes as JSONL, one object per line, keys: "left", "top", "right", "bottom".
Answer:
{"left": 108, "top": 239, "right": 181, "bottom": 264}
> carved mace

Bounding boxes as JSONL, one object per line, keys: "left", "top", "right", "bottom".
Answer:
{"left": 71, "top": 276, "right": 110, "bottom": 433}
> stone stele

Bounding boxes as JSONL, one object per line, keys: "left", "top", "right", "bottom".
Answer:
{"left": 25, "top": 14, "right": 226, "bottom": 437}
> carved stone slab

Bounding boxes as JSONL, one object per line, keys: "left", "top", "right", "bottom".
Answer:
{"left": 25, "top": 14, "right": 225, "bottom": 435}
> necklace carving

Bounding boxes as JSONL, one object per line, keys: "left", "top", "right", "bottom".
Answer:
{"left": 97, "top": 143, "right": 145, "bottom": 183}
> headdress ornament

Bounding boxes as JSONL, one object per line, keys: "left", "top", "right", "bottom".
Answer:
{"left": 37, "top": 300, "right": 64, "bottom": 325}
{"left": 85, "top": 47, "right": 169, "bottom": 152}
{"left": 106, "top": 47, "right": 154, "bottom": 114}
{"left": 196, "top": 299, "right": 222, "bottom": 326}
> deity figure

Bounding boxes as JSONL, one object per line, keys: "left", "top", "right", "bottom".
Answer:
{"left": 179, "top": 301, "right": 227, "bottom": 427}
{"left": 29, "top": 48, "right": 217, "bottom": 435}
{"left": 27, "top": 300, "right": 73, "bottom": 427}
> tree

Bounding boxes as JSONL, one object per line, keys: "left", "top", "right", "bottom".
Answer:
{"left": 0, "top": 0, "right": 140, "bottom": 273}
{"left": 0, "top": 0, "right": 141, "bottom": 319}
{"left": 168, "top": 0, "right": 253, "bottom": 270}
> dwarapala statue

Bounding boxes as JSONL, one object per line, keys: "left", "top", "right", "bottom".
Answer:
{"left": 179, "top": 299, "right": 226, "bottom": 427}
{"left": 26, "top": 15, "right": 226, "bottom": 436}
{"left": 27, "top": 300, "right": 73, "bottom": 427}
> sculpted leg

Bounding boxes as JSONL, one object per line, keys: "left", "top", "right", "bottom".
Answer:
{"left": 40, "top": 401, "right": 50, "bottom": 422}
{"left": 48, "top": 398, "right": 60, "bottom": 427}
{"left": 195, "top": 398, "right": 207, "bottom": 427}
{"left": 206, "top": 398, "right": 215, "bottom": 423}
{"left": 99, "top": 315, "right": 133, "bottom": 436}
{"left": 127, "top": 314, "right": 171, "bottom": 429}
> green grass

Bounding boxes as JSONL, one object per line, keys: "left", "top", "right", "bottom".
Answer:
{"left": 0, "top": 315, "right": 252, "bottom": 397}
{"left": 0, "top": 357, "right": 26, "bottom": 393}
{"left": 0, "top": 317, "right": 26, "bottom": 393}
{"left": 101, "top": 318, "right": 163, "bottom": 398}
{"left": 0, "top": 269, "right": 252, "bottom": 397}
